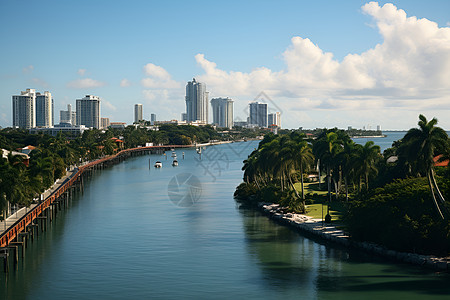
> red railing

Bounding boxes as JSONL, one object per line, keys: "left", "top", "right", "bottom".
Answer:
{"left": 0, "top": 144, "right": 191, "bottom": 247}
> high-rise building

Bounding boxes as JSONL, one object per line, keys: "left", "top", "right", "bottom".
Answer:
{"left": 249, "top": 102, "right": 268, "bottom": 128}
{"left": 134, "top": 104, "right": 143, "bottom": 123}
{"left": 151, "top": 114, "right": 156, "bottom": 122}
{"left": 101, "top": 117, "right": 110, "bottom": 129}
{"left": 210, "top": 97, "right": 234, "bottom": 129}
{"left": 268, "top": 112, "right": 281, "bottom": 128}
{"left": 35, "top": 91, "right": 53, "bottom": 128}
{"left": 12, "top": 89, "right": 36, "bottom": 129}
{"left": 76, "top": 95, "right": 101, "bottom": 129}
{"left": 185, "top": 78, "right": 208, "bottom": 123}
{"left": 60, "top": 104, "right": 76, "bottom": 125}
{"left": 181, "top": 113, "right": 187, "bottom": 122}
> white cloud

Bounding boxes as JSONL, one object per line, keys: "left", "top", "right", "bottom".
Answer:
{"left": 142, "top": 89, "right": 169, "bottom": 101}
{"left": 194, "top": 2, "right": 450, "bottom": 112}
{"left": 77, "top": 69, "right": 87, "bottom": 76}
{"left": 120, "top": 78, "right": 131, "bottom": 87}
{"left": 102, "top": 99, "right": 117, "bottom": 111}
{"left": 66, "top": 78, "right": 106, "bottom": 89}
{"left": 447, "top": 22, "right": 450, "bottom": 27}
{"left": 141, "top": 63, "right": 180, "bottom": 89}
{"left": 22, "top": 65, "right": 34, "bottom": 74}
{"left": 31, "top": 78, "right": 49, "bottom": 88}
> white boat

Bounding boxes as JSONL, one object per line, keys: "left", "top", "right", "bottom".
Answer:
{"left": 154, "top": 161, "right": 162, "bottom": 168}
{"left": 171, "top": 151, "right": 177, "bottom": 158}
{"left": 172, "top": 159, "right": 178, "bottom": 166}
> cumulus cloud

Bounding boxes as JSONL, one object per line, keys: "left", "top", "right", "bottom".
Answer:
{"left": 102, "top": 99, "right": 117, "bottom": 111}
{"left": 77, "top": 69, "right": 87, "bottom": 76}
{"left": 22, "top": 65, "right": 34, "bottom": 74}
{"left": 195, "top": 2, "right": 450, "bottom": 111}
{"left": 31, "top": 78, "right": 49, "bottom": 88}
{"left": 66, "top": 78, "right": 106, "bottom": 89}
{"left": 120, "top": 78, "right": 131, "bottom": 87}
{"left": 141, "top": 63, "right": 180, "bottom": 89}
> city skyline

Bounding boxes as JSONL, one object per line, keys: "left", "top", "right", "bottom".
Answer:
{"left": 1, "top": 1, "right": 450, "bottom": 130}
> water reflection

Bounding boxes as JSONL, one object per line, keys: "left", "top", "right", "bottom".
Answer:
{"left": 238, "top": 206, "right": 450, "bottom": 299}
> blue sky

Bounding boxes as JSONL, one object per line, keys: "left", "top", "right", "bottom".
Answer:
{"left": 1, "top": 0, "right": 450, "bottom": 130}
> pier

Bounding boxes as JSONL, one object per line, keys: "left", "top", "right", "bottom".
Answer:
{"left": 0, "top": 144, "right": 192, "bottom": 272}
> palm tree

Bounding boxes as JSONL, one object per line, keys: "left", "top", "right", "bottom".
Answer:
{"left": 354, "top": 141, "right": 381, "bottom": 191}
{"left": 337, "top": 139, "right": 358, "bottom": 201}
{"left": 402, "top": 114, "right": 449, "bottom": 219}
{"left": 296, "top": 141, "right": 315, "bottom": 200}
{"left": 313, "top": 132, "right": 341, "bottom": 209}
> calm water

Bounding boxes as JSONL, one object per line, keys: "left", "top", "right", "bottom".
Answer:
{"left": 1, "top": 140, "right": 449, "bottom": 300}
{"left": 352, "top": 131, "right": 406, "bottom": 152}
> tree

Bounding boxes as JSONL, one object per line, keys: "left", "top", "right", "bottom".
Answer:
{"left": 354, "top": 141, "right": 381, "bottom": 191}
{"left": 401, "top": 114, "right": 449, "bottom": 219}
{"left": 313, "top": 131, "right": 342, "bottom": 214}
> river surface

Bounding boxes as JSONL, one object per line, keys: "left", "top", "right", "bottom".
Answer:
{"left": 1, "top": 139, "right": 449, "bottom": 299}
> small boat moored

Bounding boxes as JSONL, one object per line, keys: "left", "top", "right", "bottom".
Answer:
{"left": 154, "top": 161, "right": 162, "bottom": 168}
{"left": 172, "top": 159, "right": 178, "bottom": 166}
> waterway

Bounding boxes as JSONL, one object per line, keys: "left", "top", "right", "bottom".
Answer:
{"left": 1, "top": 139, "right": 449, "bottom": 299}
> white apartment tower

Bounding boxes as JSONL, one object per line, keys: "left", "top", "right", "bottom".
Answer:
{"left": 268, "top": 112, "right": 281, "bottom": 128}
{"left": 36, "top": 91, "right": 53, "bottom": 128}
{"left": 134, "top": 104, "right": 143, "bottom": 123}
{"left": 12, "top": 89, "right": 36, "bottom": 129}
{"left": 76, "top": 95, "right": 101, "bottom": 129}
{"left": 60, "top": 104, "right": 76, "bottom": 125}
{"left": 210, "top": 97, "right": 234, "bottom": 129}
{"left": 185, "top": 78, "right": 208, "bottom": 123}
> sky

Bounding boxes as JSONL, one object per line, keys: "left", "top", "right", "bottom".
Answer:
{"left": 1, "top": 0, "right": 449, "bottom": 130}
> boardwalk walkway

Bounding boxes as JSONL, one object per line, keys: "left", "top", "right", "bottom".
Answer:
{"left": 0, "top": 168, "right": 78, "bottom": 235}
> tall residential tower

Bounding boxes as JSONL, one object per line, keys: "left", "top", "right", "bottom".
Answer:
{"left": 12, "top": 89, "right": 36, "bottom": 129}
{"left": 210, "top": 97, "right": 234, "bottom": 129}
{"left": 249, "top": 102, "right": 268, "bottom": 128}
{"left": 35, "top": 91, "right": 53, "bottom": 128}
{"left": 185, "top": 78, "right": 208, "bottom": 123}
{"left": 134, "top": 104, "right": 143, "bottom": 123}
{"left": 76, "top": 95, "right": 101, "bottom": 129}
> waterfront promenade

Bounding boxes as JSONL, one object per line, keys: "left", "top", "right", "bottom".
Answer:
{"left": 0, "top": 141, "right": 232, "bottom": 248}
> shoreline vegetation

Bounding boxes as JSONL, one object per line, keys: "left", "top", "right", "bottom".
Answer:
{"left": 235, "top": 115, "right": 450, "bottom": 269}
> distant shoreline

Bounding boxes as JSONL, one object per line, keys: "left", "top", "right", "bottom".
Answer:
{"left": 351, "top": 135, "right": 387, "bottom": 139}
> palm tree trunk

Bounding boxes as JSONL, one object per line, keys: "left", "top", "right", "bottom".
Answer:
{"left": 428, "top": 172, "right": 445, "bottom": 220}
{"left": 317, "top": 159, "right": 321, "bottom": 190}
{"left": 327, "top": 165, "right": 331, "bottom": 215}
{"left": 288, "top": 173, "right": 300, "bottom": 199}
{"left": 431, "top": 168, "right": 446, "bottom": 204}
{"left": 333, "top": 179, "right": 338, "bottom": 200}
{"left": 365, "top": 173, "right": 369, "bottom": 190}
{"left": 345, "top": 177, "right": 349, "bottom": 202}
{"left": 300, "top": 163, "right": 304, "bottom": 200}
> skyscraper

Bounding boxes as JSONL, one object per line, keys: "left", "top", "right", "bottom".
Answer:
{"left": 36, "top": 91, "right": 53, "bottom": 128}
{"left": 185, "top": 78, "right": 208, "bottom": 123}
{"left": 76, "top": 95, "right": 101, "bottom": 129}
{"left": 268, "top": 112, "right": 281, "bottom": 128}
{"left": 134, "top": 104, "right": 143, "bottom": 123}
{"left": 101, "top": 117, "right": 110, "bottom": 129}
{"left": 12, "top": 89, "right": 36, "bottom": 129}
{"left": 249, "top": 102, "right": 268, "bottom": 128}
{"left": 151, "top": 114, "right": 156, "bottom": 122}
{"left": 211, "top": 97, "right": 234, "bottom": 129}
{"left": 60, "top": 104, "right": 76, "bottom": 125}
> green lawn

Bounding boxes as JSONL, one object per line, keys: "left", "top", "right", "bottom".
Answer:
{"left": 304, "top": 203, "right": 342, "bottom": 222}
{"left": 294, "top": 181, "right": 328, "bottom": 196}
